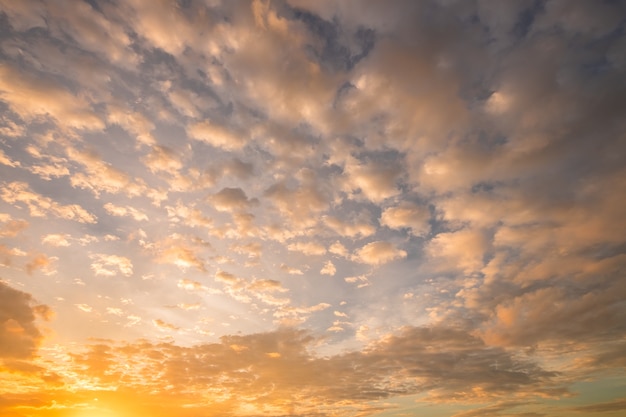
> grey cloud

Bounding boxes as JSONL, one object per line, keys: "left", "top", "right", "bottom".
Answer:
{"left": 209, "top": 187, "right": 259, "bottom": 212}
{"left": 60, "top": 325, "right": 563, "bottom": 412}
{"left": 0, "top": 281, "right": 51, "bottom": 358}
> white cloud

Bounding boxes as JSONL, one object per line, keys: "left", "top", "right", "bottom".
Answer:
{"left": 320, "top": 260, "right": 336, "bottom": 276}
{"left": 0, "top": 64, "right": 104, "bottom": 130}
{"left": 287, "top": 241, "right": 326, "bottom": 256}
{"left": 187, "top": 121, "right": 246, "bottom": 151}
{"left": 41, "top": 234, "right": 71, "bottom": 247}
{"left": 381, "top": 203, "right": 430, "bottom": 236}
{"left": 343, "top": 157, "right": 403, "bottom": 202}
{"left": 90, "top": 253, "right": 133, "bottom": 277}
{"left": 353, "top": 241, "right": 407, "bottom": 265}
{"left": 104, "top": 202, "right": 148, "bottom": 221}
{"left": 1, "top": 182, "right": 97, "bottom": 223}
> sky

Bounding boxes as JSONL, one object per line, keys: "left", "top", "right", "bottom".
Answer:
{"left": 0, "top": 0, "right": 625, "bottom": 416}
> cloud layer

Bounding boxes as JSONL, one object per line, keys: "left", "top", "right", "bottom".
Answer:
{"left": 0, "top": 0, "right": 625, "bottom": 416}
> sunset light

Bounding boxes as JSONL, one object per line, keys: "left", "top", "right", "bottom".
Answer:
{"left": 1, "top": 1, "right": 625, "bottom": 416}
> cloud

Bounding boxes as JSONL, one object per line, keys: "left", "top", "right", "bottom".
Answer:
{"left": 221, "top": 158, "right": 254, "bottom": 180}
{"left": 323, "top": 214, "right": 376, "bottom": 238}
{"left": 26, "top": 325, "right": 562, "bottom": 415}
{"left": 272, "top": 302, "right": 331, "bottom": 326}
{"left": 353, "top": 241, "right": 407, "bottom": 265}
{"left": 214, "top": 270, "right": 290, "bottom": 307}
{"left": 0, "top": 214, "right": 28, "bottom": 237}
{"left": 142, "top": 145, "right": 183, "bottom": 175}
{"left": 1, "top": 182, "right": 97, "bottom": 223}
{"left": 45, "top": 0, "right": 138, "bottom": 69}
{"left": 0, "top": 64, "right": 104, "bottom": 130}
{"left": 230, "top": 241, "right": 263, "bottom": 259}
{"left": 287, "top": 241, "right": 327, "bottom": 256}
{"left": 320, "top": 260, "right": 336, "bottom": 276}
{"left": 1, "top": 1, "right": 625, "bottom": 415}
{"left": 152, "top": 235, "right": 210, "bottom": 272}
{"left": 75, "top": 304, "right": 93, "bottom": 313}
{"left": 0, "top": 149, "right": 21, "bottom": 167}
{"left": 25, "top": 253, "right": 56, "bottom": 275}
{"left": 177, "top": 279, "right": 208, "bottom": 292}
{"left": 103, "top": 202, "right": 148, "bottom": 222}
{"left": 329, "top": 241, "right": 348, "bottom": 257}
{"left": 342, "top": 157, "right": 403, "bottom": 202}
{"left": 381, "top": 202, "right": 430, "bottom": 237}
{"left": 264, "top": 174, "right": 330, "bottom": 231}
{"left": 187, "top": 121, "right": 246, "bottom": 151}
{"left": 0, "top": 281, "right": 51, "bottom": 359}
{"left": 90, "top": 253, "right": 133, "bottom": 277}
{"left": 426, "top": 229, "right": 488, "bottom": 275}
{"left": 209, "top": 187, "right": 259, "bottom": 212}
{"left": 107, "top": 105, "right": 156, "bottom": 146}
{"left": 345, "top": 275, "right": 370, "bottom": 288}
{"left": 280, "top": 263, "right": 304, "bottom": 275}
{"left": 153, "top": 319, "right": 179, "bottom": 331}
{"left": 165, "top": 201, "right": 213, "bottom": 229}
{"left": 176, "top": 303, "right": 201, "bottom": 311}
{"left": 65, "top": 147, "right": 149, "bottom": 199}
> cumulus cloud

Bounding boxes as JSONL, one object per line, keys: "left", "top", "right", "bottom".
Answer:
{"left": 329, "top": 241, "right": 348, "bottom": 257}
{"left": 426, "top": 229, "right": 488, "bottom": 275}
{"left": 353, "top": 241, "right": 407, "bottom": 265}
{"left": 264, "top": 174, "right": 330, "bottom": 231}
{"left": 187, "top": 121, "right": 246, "bottom": 151}
{"left": 142, "top": 145, "right": 183, "bottom": 175}
{"left": 177, "top": 279, "right": 208, "bottom": 292}
{"left": 214, "top": 270, "right": 290, "bottom": 307}
{"left": 152, "top": 234, "right": 210, "bottom": 272}
{"left": 1, "top": 182, "right": 97, "bottom": 223}
{"left": 25, "top": 253, "right": 56, "bottom": 275}
{"left": 380, "top": 202, "right": 430, "bottom": 237}
{"left": 320, "top": 260, "right": 336, "bottom": 276}
{"left": 209, "top": 187, "right": 259, "bottom": 212}
{"left": 65, "top": 147, "right": 149, "bottom": 199}
{"left": 90, "top": 253, "right": 133, "bottom": 277}
{"left": 0, "top": 149, "right": 21, "bottom": 167}
{"left": 280, "top": 263, "right": 305, "bottom": 275}
{"left": 103, "top": 202, "right": 148, "bottom": 221}
{"left": 287, "top": 241, "right": 327, "bottom": 256}
{"left": 0, "top": 281, "right": 51, "bottom": 358}
{"left": 1, "top": 1, "right": 625, "bottom": 415}
{"left": 342, "top": 157, "right": 403, "bottom": 202}
{"left": 0, "top": 64, "right": 104, "bottom": 130}
{"left": 323, "top": 213, "right": 376, "bottom": 238}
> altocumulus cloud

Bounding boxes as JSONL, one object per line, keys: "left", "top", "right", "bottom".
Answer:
{"left": 0, "top": 1, "right": 624, "bottom": 416}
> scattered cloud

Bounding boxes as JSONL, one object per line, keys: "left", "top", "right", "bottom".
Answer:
{"left": 320, "top": 260, "right": 336, "bottom": 276}
{"left": 1, "top": 182, "right": 97, "bottom": 223}
{"left": 89, "top": 253, "right": 133, "bottom": 277}
{"left": 353, "top": 241, "right": 407, "bottom": 265}
{"left": 381, "top": 202, "right": 430, "bottom": 237}
{"left": 0, "top": 1, "right": 624, "bottom": 416}
{"left": 209, "top": 187, "right": 259, "bottom": 212}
